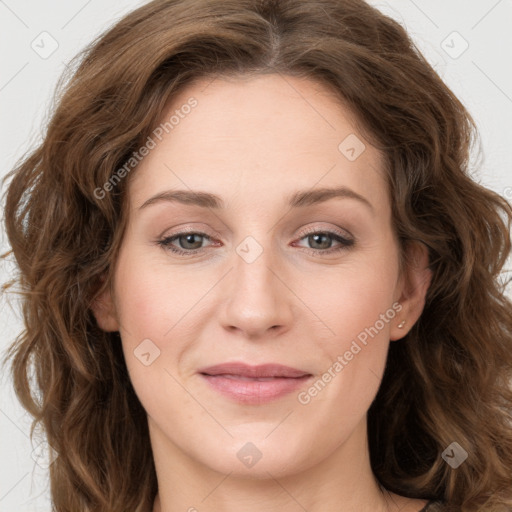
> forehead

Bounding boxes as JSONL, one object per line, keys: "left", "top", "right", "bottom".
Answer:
{"left": 129, "top": 74, "right": 388, "bottom": 215}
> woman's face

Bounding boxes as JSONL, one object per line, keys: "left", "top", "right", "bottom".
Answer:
{"left": 95, "top": 74, "right": 430, "bottom": 479}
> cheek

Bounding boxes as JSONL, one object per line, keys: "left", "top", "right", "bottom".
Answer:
{"left": 113, "top": 246, "right": 204, "bottom": 340}
{"left": 295, "top": 251, "right": 398, "bottom": 406}
{"left": 298, "top": 251, "right": 399, "bottom": 346}
{"left": 111, "top": 248, "right": 176, "bottom": 391}
{"left": 112, "top": 247, "right": 218, "bottom": 400}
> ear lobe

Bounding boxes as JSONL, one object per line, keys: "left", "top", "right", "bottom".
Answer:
{"left": 390, "top": 241, "right": 433, "bottom": 341}
{"left": 90, "top": 281, "right": 120, "bottom": 332}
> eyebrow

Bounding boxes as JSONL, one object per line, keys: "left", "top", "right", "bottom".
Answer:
{"left": 138, "top": 186, "right": 374, "bottom": 212}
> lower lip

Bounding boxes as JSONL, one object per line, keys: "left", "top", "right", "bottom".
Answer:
{"left": 200, "top": 374, "right": 312, "bottom": 404}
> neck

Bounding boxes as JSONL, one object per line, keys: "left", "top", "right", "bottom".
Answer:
{"left": 149, "top": 416, "right": 407, "bottom": 512}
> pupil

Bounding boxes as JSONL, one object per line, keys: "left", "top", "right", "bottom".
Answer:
{"left": 311, "top": 233, "right": 330, "bottom": 249}
{"left": 182, "top": 234, "right": 202, "bottom": 249}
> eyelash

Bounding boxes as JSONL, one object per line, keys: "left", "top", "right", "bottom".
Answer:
{"left": 156, "top": 227, "right": 355, "bottom": 257}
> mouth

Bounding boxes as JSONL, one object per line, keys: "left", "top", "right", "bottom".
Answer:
{"left": 197, "top": 362, "right": 313, "bottom": 404}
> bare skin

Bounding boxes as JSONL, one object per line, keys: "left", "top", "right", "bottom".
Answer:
{"left": 93, "top": 73, "right": 432, "bottom": 512}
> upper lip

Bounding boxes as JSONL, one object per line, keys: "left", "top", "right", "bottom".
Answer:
{"left": 198, "top": 362, "right": 311, "bottom": 378}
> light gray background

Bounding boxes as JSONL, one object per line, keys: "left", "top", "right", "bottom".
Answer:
{"left": 1, "top": 1, "right": 511, "bottom": 510}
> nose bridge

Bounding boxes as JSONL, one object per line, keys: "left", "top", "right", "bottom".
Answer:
{"left": 219, "top": 233, "right": 293, "bottom": 337}
{"left": 235, "top": 236, "right": 276, "bottom": 296}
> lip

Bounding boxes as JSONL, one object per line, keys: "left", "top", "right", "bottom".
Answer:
{"left": 198, "top": 362, "right": 310, "bottom": 378}
{"left": 198, "top": 362, "right": 313, "bottom": 405}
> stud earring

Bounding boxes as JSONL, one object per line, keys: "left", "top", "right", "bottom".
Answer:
{"left": 397, "top": 320, "right": 406, "bottom": 329}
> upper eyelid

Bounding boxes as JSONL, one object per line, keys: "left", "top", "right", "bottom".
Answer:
{"left": 161, "top": 225, "right": 353, "bottom": 241}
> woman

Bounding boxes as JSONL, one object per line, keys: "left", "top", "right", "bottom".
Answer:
{"left": 3, "top": 0, "right": 512, "bottom": 511}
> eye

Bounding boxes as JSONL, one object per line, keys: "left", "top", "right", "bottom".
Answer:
{"left": 157, "top": 231, "right": 215, "bottom": 256}
{"left": 156, "top": 227, "right": 355, "bottom": 257}
{"left": 292, "top": 227, "right": 355, "bottom": 256}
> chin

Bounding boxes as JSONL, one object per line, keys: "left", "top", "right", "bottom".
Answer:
{"left": 195, "top": 436, "right": 314, "bottom": 480}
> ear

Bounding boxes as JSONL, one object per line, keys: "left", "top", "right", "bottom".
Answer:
{"left": 90, "top": 277, "right": 120, "bottom": 332}
{"left": 390, "top": 241, "right": 432, "bottom": 341}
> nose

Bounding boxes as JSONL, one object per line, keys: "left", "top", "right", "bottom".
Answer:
{"left": 218, "top": 242, "right": 294, "bottom": 340}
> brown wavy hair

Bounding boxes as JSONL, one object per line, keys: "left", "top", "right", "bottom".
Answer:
{"left": 2, "top": 0, "right": 512, "bottom": 510}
